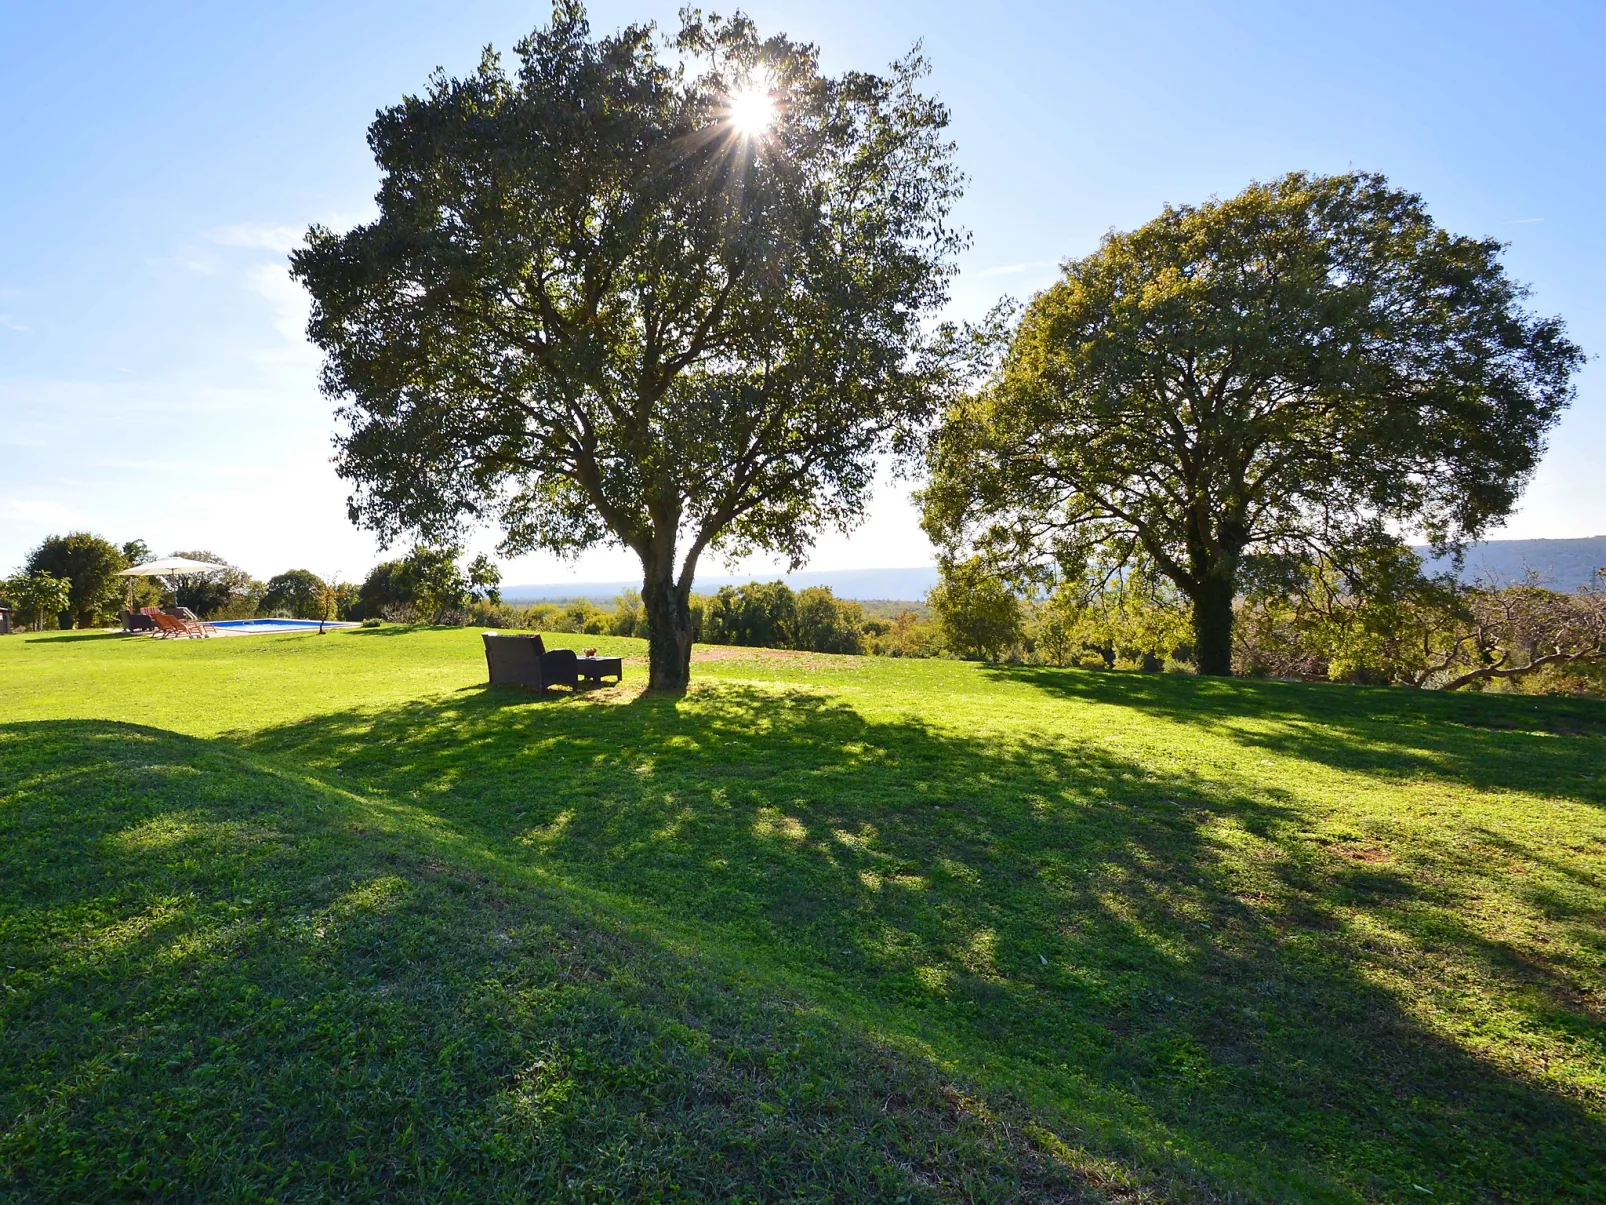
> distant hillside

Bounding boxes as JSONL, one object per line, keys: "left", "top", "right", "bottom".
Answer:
{"left": 1417, "top": 536, "right": 1606, "bottom": 592}
{"left": 504, "top": 540, "right": 1606, "bottom": 604}
{"left": 503, "top": 565, "right": 941, "bottom": 604}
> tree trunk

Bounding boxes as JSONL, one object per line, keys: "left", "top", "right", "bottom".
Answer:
{"left": 1181, "top": 503, "right": 1246, "bottom": 677}
{"left": 641, "top": 566, "right": 694, "bottom": 693}
{"left": 1191, "top": 574, "right": 1237, "bottom": 676}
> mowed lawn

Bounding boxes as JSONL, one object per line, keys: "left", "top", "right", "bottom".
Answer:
{"left": 1, "top": 628, "right": 1602, "bottom": 1203}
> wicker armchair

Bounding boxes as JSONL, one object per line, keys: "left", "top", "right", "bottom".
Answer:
{"left": 122, "top": 609, "right": 157, "bottom": 633}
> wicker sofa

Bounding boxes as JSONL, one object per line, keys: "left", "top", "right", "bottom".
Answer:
{"left": 482, "top": 633, "right": 579, "bottom": 692}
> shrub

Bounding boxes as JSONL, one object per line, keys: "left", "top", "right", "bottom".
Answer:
{"left": 466, "top": 600, "right": 531, "bottom": 629}
{"left": 705, "top": 582, "right": 796, "bottom": 649}
{"left": 354, "top": 547, "right": 500, "bottom": 623}
{"left": 1027, "top": 572, "right": 1191, "bottom": 671}
{"left": 162, "top": 551, "right": 262, "bottom": 620}
{"left": 865, "top": 610, "right": 939, "bottom": 658}
{"left": 929, "top": 558, "right": 1022, "bottom": 661}
{"left": 610, "top": 590, "right": 644, "bottom": 637}
{"left": 701, "top": 582, "right": 866, "bottom": 654}
{"left": 790, "top": 587, "right": 865, "bottom": 655}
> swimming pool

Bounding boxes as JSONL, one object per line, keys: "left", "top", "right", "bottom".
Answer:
{"left": 210, "top": 618, "right": 358, "bottom": 635}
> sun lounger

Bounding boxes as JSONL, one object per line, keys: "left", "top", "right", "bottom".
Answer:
{"left": 148, "top": 612, "right": 187, "bottom": 638}
{"left": 169, "top": 607, "right": 217, "bottom": 636}
{"left": 482, "top": 632, "right": 579, "bottom": 691}
{"left": 150, "top": 611, "right": 216, "bottom": 638}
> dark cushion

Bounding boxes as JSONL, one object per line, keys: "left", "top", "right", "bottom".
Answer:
{"left": 540, "top": 646, "right": 578, "bottom": 686}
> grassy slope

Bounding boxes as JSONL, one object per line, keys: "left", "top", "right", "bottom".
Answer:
{"left": 1, "top": 628, "right": 1602, "bottom": 1203}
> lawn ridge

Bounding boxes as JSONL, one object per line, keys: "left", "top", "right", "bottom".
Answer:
{"left": 2, "top": 627, "right": 1603, "bottom": 1202}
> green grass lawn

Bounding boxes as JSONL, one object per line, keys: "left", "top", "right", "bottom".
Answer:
{"left": 2, "top": 627, "right": 1602, "bottom": 1203}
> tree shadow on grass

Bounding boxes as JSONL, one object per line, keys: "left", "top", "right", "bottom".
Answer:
{"left": 0, "top": 720, "right": 1107, "bottom": 1204}
{"left": 235, "top": 684, "right": 1606, "bottom": 1203}
{"left": 984, "top": 664, "right": 1606, "bottom": 806}
{"left": 16, "top": 630, "right": 135, "bottom": 644}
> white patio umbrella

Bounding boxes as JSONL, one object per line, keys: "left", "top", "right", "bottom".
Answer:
{"left": 117, "top": 556, "right": 231, "bottom": 611}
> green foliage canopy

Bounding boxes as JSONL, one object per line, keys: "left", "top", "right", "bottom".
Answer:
{"left": 25, "top": 533, "right": 128, "bottom": 628}
{"left": 928, "top": 557, "right": 1022, "bottom": 662}
{"left": 1032, "top": 566, "right": 1193, "bottom": 670}
{"left": 704, "top": 581, "right": 797, "bottom": 649}
{"left": 291, "top": 3, "right": 964, "bottom": 690}
{"left": 701, "top": 580, "right": 865, "bottom": 653}
{"left": 790, "top": 585, "right": 866, "bottom": 655}
{"left": 260, "top": 570, "right": 327, "bottom": 618}
{"left": 356, "top": 548, "right": 501, "bottom": 624}
{"left": 2, "top": 571, "right": 74, "bottom": 631}
{"left": 923, "top": 172, "right": 1584, "bottom": 675}
{"left": 116, "top": 540, "right": 163, "bottom": 612}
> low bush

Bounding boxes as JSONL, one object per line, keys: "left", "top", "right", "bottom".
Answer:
{"left": 702, "top": 582, "right": 866, "bottom": 655}
{"left": 354, "top": 547, "right": 500, "bottom": 623}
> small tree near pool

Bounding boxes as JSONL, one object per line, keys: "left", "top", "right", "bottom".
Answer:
{"left": 3, "top": 571, "right": 73, "bottom": 632}
{"left": 292, "top": 5, "right": 962, "bottom": 691}
{"left": 260, "top": 570, "right": 326, "bottom": 618}
{"left": 168, "top": 552, "right": 261, "bottom": 620}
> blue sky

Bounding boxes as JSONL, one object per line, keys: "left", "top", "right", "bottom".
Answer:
{"left": 2, "top": 1, "right": 1601, "bottom": 585}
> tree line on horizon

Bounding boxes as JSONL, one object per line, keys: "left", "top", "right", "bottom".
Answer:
{"left": 7, "top": 528, "right": 1604, "bottom": 694}
{"left": 0, "top": 537, "right": 500, "bottom": 631}
{"left": 0, "top": 535, "right": 885, "bottom": 646}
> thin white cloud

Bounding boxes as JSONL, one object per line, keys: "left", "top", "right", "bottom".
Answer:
{"left": 83, "top": 456, "right": 283, "bottom": 480}
{"left": 0, "top": 314, "right": 29, "bottom": 332}
{"left": 209, "top": 223, "right": 305, "bottom": 253}
{"left": 970, "top": 258, "right": 1061, "bottom": 278}
{"left": 245, "top": 264, "right": 318, "bottom": 365}
{"left": 0, "top": 498, "right": 76, "bottom": 526}
{"left": 1507, "top": 217, "right": 1545, "bottom": 225}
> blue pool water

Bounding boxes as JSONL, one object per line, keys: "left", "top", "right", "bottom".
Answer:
{"left": 211, "top": 618, "right": 356, "bottom": 633}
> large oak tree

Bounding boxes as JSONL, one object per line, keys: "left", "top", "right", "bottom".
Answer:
{"left": 922, "top": 172, "right": 1583, "bottom": 675}
{"left": 292, "top": 3, "right": 963, "bottom": 689}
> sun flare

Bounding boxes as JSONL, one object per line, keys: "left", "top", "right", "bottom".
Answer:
{"left": 727, "top": 84, "right": 776, "bottom": 137}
